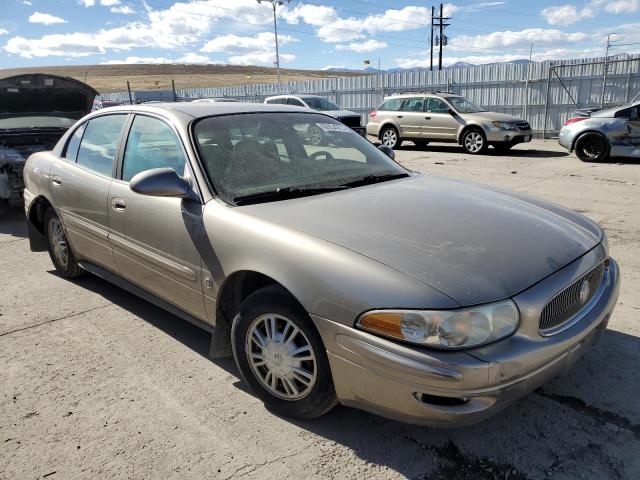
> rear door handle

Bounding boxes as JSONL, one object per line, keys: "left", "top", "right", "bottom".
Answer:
{"left": 424, "top": 116, "right": 431, "bottom": 120}
{"left": 51, "top": 175, "right": 62, "bottom": 186}
{"left": 396, "top": 115, "right": 403, "bottom": 118}
{"left": 111, "top": 197, "right": 126, "bottom": 211}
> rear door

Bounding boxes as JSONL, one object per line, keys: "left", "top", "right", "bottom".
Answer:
{"left": 107, "top": 113, "right": 208, "bottom": 322}
{"left": 397, "top": 97, "right": 426, "bottom": 138}
{"left": 49, "top": 113, "right": 128, "bottom": 271}
{"left": 423, "top": 97, "right": 458, "bottom": 140}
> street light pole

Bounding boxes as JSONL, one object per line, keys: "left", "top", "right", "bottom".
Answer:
{"left": 257, "top": 0, "right": 290, "bottom": 85}
{"left": 601, "top": 33, "right": 614, "bottom": 109}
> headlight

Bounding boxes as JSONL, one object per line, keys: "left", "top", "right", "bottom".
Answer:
{"left": 356, "top": 300, "right": 519, "bottom": 350}
{"left": 492, "top": 121, "right": 517, "bottom": 130}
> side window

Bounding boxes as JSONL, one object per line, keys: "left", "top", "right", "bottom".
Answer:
{"left": 427, "top": 98, "right": 450, "bottom": 113}
{"left": 64, "top": 123, "right": 86, "bottom": 161}
{"left": 401, "top": 98, "right": 425, "bottom": 112}
{"left": 287, "top": 98, "right": 305, "bottom": 107}
{"left": 378, "top": 99, "right": 404, "bottom": 111}
{"left": 76, "top": 114, "right": 127, "bottom": 177}
{"left": 122, "top": 116, "right": 187, "bottom": 182}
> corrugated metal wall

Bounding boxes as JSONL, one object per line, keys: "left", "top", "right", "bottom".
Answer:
{"left": 102, "top": 55, "right": 640, "bottom": 135}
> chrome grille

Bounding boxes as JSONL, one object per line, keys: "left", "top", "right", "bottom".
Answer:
{"left": 539, "top": 263, "right": 605, "bottom": 334}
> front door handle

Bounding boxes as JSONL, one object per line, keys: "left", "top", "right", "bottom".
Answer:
{"left": 51, "top": 175, "right": 62, "bottom": 186}
{"left": 111, "top": 197, "right": 126, "bottom": 211}
{"left": 424, "top": 116, "right": 432, "bottom": 120}
{"left": 396, "top": 115, "right": 403, "bottom": 118}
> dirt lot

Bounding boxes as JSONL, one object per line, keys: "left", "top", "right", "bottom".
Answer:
{"left": 1, "top": 139, "right": 639, "bottom": 479}
{"left": 0, "top": 64, "right": 362, "bottom": 93}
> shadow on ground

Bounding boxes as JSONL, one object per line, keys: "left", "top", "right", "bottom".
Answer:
{"left": 0, "top": 208, "right": 27, "bottom": 240}
{"left": 65, "top": 271, "right": 640, "bottom": 480}
{"left": 399, "top": 143, "right": 570, "bottom": 159}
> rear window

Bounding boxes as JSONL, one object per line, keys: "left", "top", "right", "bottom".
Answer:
{"left": 378, "top": 98, "right": 404, "bottom": 111}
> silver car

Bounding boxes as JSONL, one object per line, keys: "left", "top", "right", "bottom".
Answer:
{"left": 366, "top": 92, "right": 533, "bottom": 154}
{"left": 23, "top": 102, "right": 619, "bottom": 427}
{"left": 558, "top": 102, "right": 640, "bottom": 162}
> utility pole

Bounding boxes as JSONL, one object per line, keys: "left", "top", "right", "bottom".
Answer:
{"left": 433, "top": 3, "right": 450, "bottom": 71}
{"left": 523, "top": 42, "right": 533, "bottom": 119}
{"left": 601, "top": 33, "right": 613, "bottom": 109}
{"left": 257, "top": 0, "right": 290, "bottom": 85}
{"left": 430, "top": 6, "right": 434, "bottom": 71}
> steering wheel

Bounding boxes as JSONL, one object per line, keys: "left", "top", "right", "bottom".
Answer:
{"left": 309, "top": 150, "right": 334, "bottom": 161}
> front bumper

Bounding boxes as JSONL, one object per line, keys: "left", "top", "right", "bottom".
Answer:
{"left": 485, "top": 127, "right": 533, "bottom": 144}
{"left": 313, "top": 249, "right": 619, "bottom": 427}
{"left": 558, "top": 128, "right": 573, "bottom": 151}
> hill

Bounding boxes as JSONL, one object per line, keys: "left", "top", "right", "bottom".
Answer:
{"left": 0, "top": 63, "right": 365, "bottom": 94}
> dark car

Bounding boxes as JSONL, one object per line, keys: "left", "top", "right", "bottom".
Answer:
{"left": 0, "top": 74, "right": 97, "bottom": 208}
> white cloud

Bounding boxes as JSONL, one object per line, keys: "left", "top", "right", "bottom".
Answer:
{"left": 176, "top": 52, "right": 213, "bottom": 64}
{"left": 604, "top": 0, "right": 640, "bottom": 13}
{"left": 100, "top": 0, "right": 120, "bottom": 5}
{"left": 336, "top": 39, "right": 388, "bottom": 53}
{"left": 28, "top": 12, "right": 67, "bottom": 25}
{"left": 541, "top": 0, "right": 640, "bottom": 26}
{"left": 81, "top": 0, "right": 95, "bottom": 6}
{"left": 449, "top": 28, "right": 587, "bottom": 51}
{"left": 0, "top": 29, "right": 8, "bottom": 35}
{"left": 281, "top": 4, "right": 442, "bottom": 43}
{"left": 21, "top": 0, "right": 32, "bottom": 5}
{"left": 110, "top": 5, "right": 133, "bottom": 14}
{"left": 101, "top": 56, "right": 173, "bottom": 64}
{"left": 229, "top": 51, "right": 295, "bottom": 66}
{"left": 201, "top": 32, "right": 297, "bottom": 53}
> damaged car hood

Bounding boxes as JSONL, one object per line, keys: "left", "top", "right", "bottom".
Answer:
{"left": 0, "top": 73, "right": 98, "bottom": 122}
{"left": 241, "top": 174, "right": 602, "bottom": 306}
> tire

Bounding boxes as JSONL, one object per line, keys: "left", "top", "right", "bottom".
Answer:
{"left": 574, "top": 133, "right": 610, "bottom": 162}
{"left": 380, "top": 126, "right": 401, "bottom": 148}
{"left": 45, "top": 208, "right": 83, "bottom": 278}
{"left": 308, "top": 125, "right": 324, "bottom": 146}
{"left": 493, "top": 144, "right": 512, "bottom": 154}
{"left": 231, "top": 285, "right": 337, "bottom": 419}
{"left": 413, "top": 140, "right": 429, "bottom": 149}
{"left": 461, "top": 128, "right": 487, "bottom": 154}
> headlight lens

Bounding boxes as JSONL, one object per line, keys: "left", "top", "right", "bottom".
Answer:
{"left": 357, "top": 300, "right": 519, "bottom": 349}
{"left": 492, "top": 121, "right": 517, "bottom": 130}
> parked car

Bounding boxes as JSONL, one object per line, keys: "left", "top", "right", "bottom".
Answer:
{"left": 192, "top": 97, "right": 239, "bottom": 103}
{"left": 92, "top": 99, "right": 125, "bottom": 111}
{"left": 264, "top": 95, "right": 365, "bottom": 142}
{"left": 0, "top": 73, "right": 97, "bottom": 208}
{"left": 367, "top": 92, "right": 533, "bottom": 154}
{"left": 24, "top": 103, "right": 618, "bottom": 427}
{"left": 559, "top": 102, "right": 640, "bottom": 162}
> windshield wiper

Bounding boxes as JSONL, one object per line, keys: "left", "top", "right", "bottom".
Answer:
{"left": 340, "top": 172, "right": 410, "bottom": 188}
{"left": 233, "top": 185, "right": 348, "bottom": 206}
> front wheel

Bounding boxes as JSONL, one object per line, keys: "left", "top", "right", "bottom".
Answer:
{"left": 575, "top": 133, "right": 610, "bottom": 162}
{"left": 231, "top": 285, "right": 337, "bottom": 419}
{"left": 462, "top": 129, "right": 487, "bottom": 154}
{"left": 45, "top": 208, "right": 83, "bottom": 278}
{"left": 380, "top": 126, "right": 401, "bottom": 148}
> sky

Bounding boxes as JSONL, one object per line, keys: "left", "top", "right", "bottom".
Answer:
{"left": 1, "top": 0, "right": 639, "bottom": 70}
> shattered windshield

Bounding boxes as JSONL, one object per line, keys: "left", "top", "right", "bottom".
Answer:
{"left": 194, "top": 112, "right": 408, "bottom": 205}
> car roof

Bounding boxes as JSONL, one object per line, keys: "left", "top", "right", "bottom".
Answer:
{"left": 92, "top": 101, "right": 314, "bottom": 120}
{"left": 385, "top": 92, "right": 459, "bottom": 100}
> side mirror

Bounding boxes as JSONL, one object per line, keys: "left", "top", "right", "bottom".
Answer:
{"left": 129, "top": 168, "right": 190, "bottom": 197}
{"left": 378, "top": 144, "right": 395, "bottom": 160}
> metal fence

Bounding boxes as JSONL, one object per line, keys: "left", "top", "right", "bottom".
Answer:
{"left": 102, "top": 55, "right": 640, "bottom": 136}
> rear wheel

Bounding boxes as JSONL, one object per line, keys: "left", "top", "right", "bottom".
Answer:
{"left": 231, "top": 285, "right": 337, "bottom": 419}
{"left": 45, "top": 208, "right": 83, "bottom": 278}
{"left": 461, "top": 128, "right": 487, "bottom": 154}
{"left": 380, "top": 126, "right": 401, "bottom": 148}
{"left": 575, "top": 133, "right": 610, "bottom": 162}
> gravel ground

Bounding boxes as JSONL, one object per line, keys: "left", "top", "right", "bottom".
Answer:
{"left": 1, "top": 139, "right": 639, "bottom": 480}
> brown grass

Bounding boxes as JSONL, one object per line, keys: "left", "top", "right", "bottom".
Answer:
{"left": 0, "top": 64, "right": 364, "bottom": 94}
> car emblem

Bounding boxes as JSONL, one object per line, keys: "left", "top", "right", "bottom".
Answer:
{"left": 579, "top": 279, "right": 591, "bottom": 304}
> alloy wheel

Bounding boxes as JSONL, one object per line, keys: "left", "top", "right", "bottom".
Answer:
{"left": 48, "top": 217, "right": 68, "bottom": 268}
{"left": 464, "top": 131, "right": 484, "bottom": 153}
{"left": 381, "top": 128, "right": 398, "bottom": 147}
{"left": 246, "top": 313, "right": 317, "bottom": 400}
{"left": 582, "top": 139, "right": 603, "bottom": 160}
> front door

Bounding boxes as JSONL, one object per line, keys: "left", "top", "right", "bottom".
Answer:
{"left": 107, "top": 114, "right": 208, "bottom": 322}
{"left": 397, "top": 97, "right": 427, "bottom": 139}
{"left": 49, "top": 113, "right": 129, "bottom": 271}
{"left": 423, "top": 97, "right": 459, "bottom": 140}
